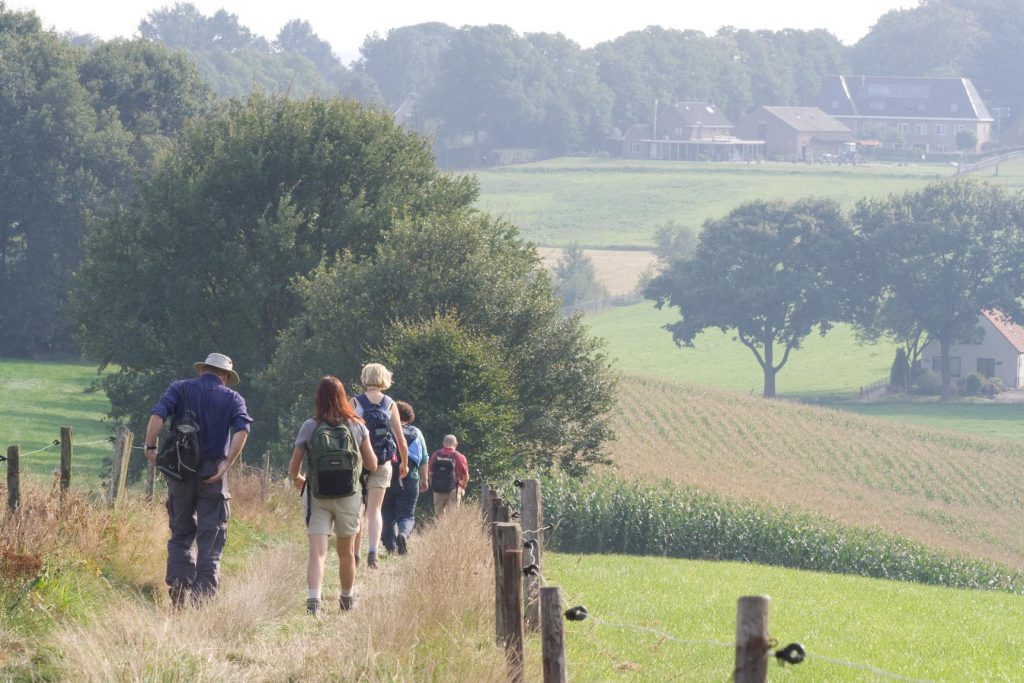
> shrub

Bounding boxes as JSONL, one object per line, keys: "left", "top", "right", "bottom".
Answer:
{"left": 912, "top": 369, "right": 942, "bottom": 395}
{"left": 539, "top": 475, "right": 1024, "bottom": 594}
{"left": 963, "top": 372, "right": 985, "bottom": 396}
{"left": 983, "top": 376, "right": 1006, "bottom": 396}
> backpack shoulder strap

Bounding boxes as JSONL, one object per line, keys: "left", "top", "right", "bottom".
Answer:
{"left": 355, "top": 394, "right": 372, "bottom": 412}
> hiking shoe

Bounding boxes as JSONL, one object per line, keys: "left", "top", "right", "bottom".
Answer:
{"left": 169, "top": 583, "right": 189, "bottom": 610}
{"left": 340, "top": 594, "right": 356, "bottom": 611}
{"left": 306, "top": 598, "right": 322, "bottom": 616}
{"left": 396, "top": 533, "right": 408, "bottom": 555}
{"left": 367, "top": 551, "right": 378, "bottom": 569}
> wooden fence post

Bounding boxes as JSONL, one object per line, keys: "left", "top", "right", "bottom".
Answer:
{"left": 541, "top": 585, "right": 568, "bottom": 683}
{"left": 493, "top": 523, "right": 523, "bottom": 645}
{"left": 145, "top": 437, "right": 157, "bottom": 503}
{"left": 734, "top": 595, "right": 771, "bottom": 683}
{"left": 106, "top": 426, "right": 133, "bottom": 507}
{"left": 501, "top": 547, "right": 525, "bottom": 682}
{"left": 521, "top": 478, "right": 543, "bottom": 630}
{"left": 6, "top": 445, "right": 20, "bottom": 512}
{"left": 59, "top": 426, "right": 73, "bottom": 501}
{"left": 261, "top": 450, "right": 271, "bottom": 501}
{"left": 481, "top": 482, "right": 492, "bottom": 525}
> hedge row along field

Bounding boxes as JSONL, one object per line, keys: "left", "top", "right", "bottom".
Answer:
{"left": 607, "top": 375, "right": 1024, "bottom": 570}
{"left": 541, "top": 475, "right": 1024, "bottom": 594}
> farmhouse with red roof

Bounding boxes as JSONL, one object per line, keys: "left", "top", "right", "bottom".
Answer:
{"left": 920, "top": 310, "right": 1024, "bottom": 388}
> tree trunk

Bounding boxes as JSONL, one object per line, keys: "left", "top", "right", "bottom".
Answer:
{"left": 762, "top": 336, "right": 776, "bottom": 398}
{"left": 940, "top": 335, "right": 952, "bottom": 400}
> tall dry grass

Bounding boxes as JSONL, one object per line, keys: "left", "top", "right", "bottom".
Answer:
{"left": 51, "top": 506, "right": 522, "bottom": 681}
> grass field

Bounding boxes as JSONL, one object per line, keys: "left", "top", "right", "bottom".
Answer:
{"left": 476, "top": 158, "right": 955, "bottom": 247}
{"left": 608, "top": 375, "right": 1024, "bottom": 570}
{"left": 586, "top": 302, "right": 896, "bottom": 396}
{"left": 0, "top": 359, "right": 113, "bottom": 482}
{"left": 546, "top": 551, "right": 1024, "bottom": 682}
{"left": 536, "top": 246, "right": 656, "bottom": 296}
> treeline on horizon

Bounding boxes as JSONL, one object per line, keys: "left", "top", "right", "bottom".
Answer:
{"left": 64, "top": 0, "right": 1024, "bottom": 157}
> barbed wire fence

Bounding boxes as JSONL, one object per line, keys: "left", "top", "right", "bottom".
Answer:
{"left": 483, "top": 478, "right": 940, "bottom": 683}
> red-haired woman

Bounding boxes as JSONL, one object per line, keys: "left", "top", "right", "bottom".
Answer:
{"left": 288, "top": 376, "right": 377, "bottom": 615}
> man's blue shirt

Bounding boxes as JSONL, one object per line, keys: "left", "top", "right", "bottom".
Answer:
{"left": 152, "top": 373, "right": 253, "bottom": 472}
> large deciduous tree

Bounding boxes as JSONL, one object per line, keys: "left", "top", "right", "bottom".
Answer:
{"left": 647, "top": 198, "right": 854, "bottom": 397}
{"left": 852, "top": 180, "right": 1024, "bottom": 399}
{"left": 75, "top": 94, "right": 477, "bottom": 429}
{"left": 261, "top": 212, "right": 616, "bottom": 474}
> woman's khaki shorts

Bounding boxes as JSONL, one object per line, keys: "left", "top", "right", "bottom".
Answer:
{"left": 304, "top": 491, "right": 361, "bottom": 537}
{"left": 365, "top": 460, "right": 393, "bottom": 490}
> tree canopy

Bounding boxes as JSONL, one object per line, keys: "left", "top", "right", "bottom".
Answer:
{"left": 852, "top": 180, "right": 1024, "bottom": 399}
{"left": 647, "top": 198, "right": 855, "bottom": 397}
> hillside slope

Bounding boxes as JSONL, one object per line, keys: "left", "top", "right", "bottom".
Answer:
{"left": 608, "top": 376, "right": 1024, "bottom": 569}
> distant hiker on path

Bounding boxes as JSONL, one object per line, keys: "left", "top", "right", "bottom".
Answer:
{"left": 427, "top": 435, "right": 469, "bottom": 516}
{"left": 144, "top": 353, "right": 252, "bottom": 607}
{"left": 351, "top": 363, "right": 408, "bottom": 569}
{"left": 381, "top": 401, "right": 428, "bottom": 555}
{"left": 288, "top": 376, "right": 377, "bottom": 615}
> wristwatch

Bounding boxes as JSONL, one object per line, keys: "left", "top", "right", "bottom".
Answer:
{"left": 145, "top": 445, "right": 157, "bottom": 451}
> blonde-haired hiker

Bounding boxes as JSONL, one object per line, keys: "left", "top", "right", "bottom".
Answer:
{"left": 351, "top": 363, "right": 408, "bottom": 569}
{"left": 288, "top": 376, "right": 377, "bottom": 615}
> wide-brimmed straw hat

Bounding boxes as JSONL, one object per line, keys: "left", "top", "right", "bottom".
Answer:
{"left": 193, "top": 352, "right": 240, "bottom": 386}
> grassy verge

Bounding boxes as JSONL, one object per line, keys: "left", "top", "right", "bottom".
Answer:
{"left": 546, "top": 551, "right": 1024, "bottom": 682}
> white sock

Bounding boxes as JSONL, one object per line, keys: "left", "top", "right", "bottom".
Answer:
{"left": 368, "top": 546, "right": 378, "bottom": 554}
{"left": 341, "top": 587, "right": 353, "bottom": 598}
{"left": 308, "top": 589, "right": 321, "bottom": 600}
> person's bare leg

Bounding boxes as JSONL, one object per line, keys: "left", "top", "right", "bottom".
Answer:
{"left": 306, "top": 534, "right": 329, "bottom": 614}
{"left": 336, "top": 534, "right": 357, "bottom": 610}
{"left": 365, "top": 487, "right": 386, "bottom": 567}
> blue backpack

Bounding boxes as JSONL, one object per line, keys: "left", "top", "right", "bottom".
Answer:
{"left": 356, "top": 394, "right": 396, "bottom": 465}
{"left": 402, "top": 425, "right": 422, "bottom": 466}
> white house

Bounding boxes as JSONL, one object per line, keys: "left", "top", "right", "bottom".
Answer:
{"left": 920, "top": 310, "right": 1024, "bottom": 388}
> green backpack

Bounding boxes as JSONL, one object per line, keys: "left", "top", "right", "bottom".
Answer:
{"left": 306, "top": 421, "right": 359, "bottom": 499}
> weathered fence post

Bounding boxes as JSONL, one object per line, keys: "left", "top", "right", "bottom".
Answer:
{"left": 6, "top": 445, "right": 20, "bottom": 512}
{"left": 59, "top": 426, "right": 73, "bottom": 501}
{"left": 106, "top": 426, "right": 134, "bottom": 507}
{"left": 481, "top": 482, "right": 492, "bottom": 525}
{"left": 145, "top": 437, "right": 157, "bottom": 502}
{"left": 501, "top": 547, "right": 525, "bottom": 682}
{"left": 261, "top": 450, "right": 271, "bottom": 501}
{"left": 541, "top": 585, "right": 568, "bottom": 683}
{"left": 493, "top": 523, "right": 522, "bottom": 641}
{"left": 734, "top": 595, "right": 771, "bottom": 683}
{"left": 521, "top": 478, "right": 543, "bottom": 630}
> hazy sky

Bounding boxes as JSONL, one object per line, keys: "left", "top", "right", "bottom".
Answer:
{"left": 15, "top": 0, "right": 918, "bottom": 62}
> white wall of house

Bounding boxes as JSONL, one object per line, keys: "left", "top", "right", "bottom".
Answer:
{"left": 920, "top": 315, "right": 1022, "bottom": 388}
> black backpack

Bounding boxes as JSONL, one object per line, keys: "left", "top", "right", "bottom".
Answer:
{"left": 306, "top": 421, "right": 359, "bottom": 499}
{"left": 430, "top": 452, "right": 457, "bottom": 493}
{"left": 356, "top": 394, "right": 396, "bottom": 465}
{"left": 157, "top": 384, "right": 202, "bottom": 482}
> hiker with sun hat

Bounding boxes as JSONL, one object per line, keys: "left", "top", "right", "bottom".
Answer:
{"left": 144, "top": 352, "right": 253, "bottom": 607}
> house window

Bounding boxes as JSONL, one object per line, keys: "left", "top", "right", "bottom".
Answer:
{"left": 935, "top": 124, "right": 947, "bottom": 136}
{"left": 934, "top": 144, "right": 948, "bottom": 152}
{"left": 628, "top": 143, "right": 640, "bottom": 154}
{"left": 897, "top": 123, "right": 909, "bottom": 135}
{"left": 674, "top": 127, "right": 684, "bottom": 137}
{"left": 977, "top": 358, "right": 996, "bottom": 378}
{"left": 954, "top": 124, "right": 966, "bottom": 134}
{"left": 932, "top": 357, "right": 962, "bottom": 377}
{"left": 915, "top": 123, "right": 927, "bottom": 136}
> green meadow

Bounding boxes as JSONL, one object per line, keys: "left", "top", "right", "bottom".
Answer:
{"left": 547, "top": 552, "right": 1024, "bottom": 682}
{"left": 476, "top": 158, "right": 955, "bottom": 247}
{"left": 0, "top": 359, "right": 113, "bottom": 481}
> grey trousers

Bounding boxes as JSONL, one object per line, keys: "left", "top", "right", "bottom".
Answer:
{"left": 165, "top": 474, "right": 231, "bottom": 600}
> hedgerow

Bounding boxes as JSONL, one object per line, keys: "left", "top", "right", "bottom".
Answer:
{"left": 540, "top": 475, "right": 1024, "bottom": 594}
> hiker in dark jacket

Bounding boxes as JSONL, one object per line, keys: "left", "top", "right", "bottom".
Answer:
{"left": 288, "top": 376, "right": 377, "bottom": 615}
{"left": 426, "top": 434, "right": 469, "bottom": 516}
{"left": 144, "top": 353, "right": 252, "bottom": 607}
{"left": 381, "top": 401, "right": 428, "bottom": 555}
